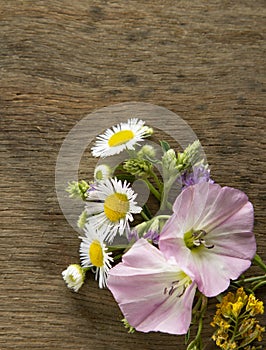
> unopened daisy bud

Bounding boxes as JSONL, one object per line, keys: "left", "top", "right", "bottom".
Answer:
{"left": 94, "top": 164, "right": 112, "bottom": 182}
{"left": 162, "top": 149, "right": 177, "bottom": 173}
{"left": 66, "top": 180, "right": 90, "bottom": 200}
{"left": 62, "top": 264, "right": 86, "bottom": 292}
{"left": 137, "top": 145, "right": 156, "bottom": 160}
{"left": 77, "top": 210, "right": 88, "bottom": 229}
{"left": 123, "top": 158, "right": 152, "bottom": 177}
{"left": 142, "top": 127, "right": 153, "bottom": 137}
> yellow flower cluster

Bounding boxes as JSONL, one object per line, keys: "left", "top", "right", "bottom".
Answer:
{"left": 211, "top": 288, "right": 264, "bottom": 350}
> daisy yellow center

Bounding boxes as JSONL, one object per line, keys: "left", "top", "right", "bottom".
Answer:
{"left": 69, "top": 274, "right": 76, "bottom": 282}
{"left": 108, "top": 130, "right": 134, "bottom": 147}
{"left": 104, "top": 193, "right": 129, "bottom": 222}
{"left": 89, "top": 240, "right": 104, "bottom": 267}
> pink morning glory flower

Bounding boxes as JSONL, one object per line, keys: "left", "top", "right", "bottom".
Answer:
{"left": 159, "top": 182, "right": 256, "bottom": 297}
{"left": 107, "top": 238, "right": 197, "bottom": 335}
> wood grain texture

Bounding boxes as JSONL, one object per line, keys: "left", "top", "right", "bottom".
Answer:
{"left": 0, "top": 1, "right": 265, "bottom": 349}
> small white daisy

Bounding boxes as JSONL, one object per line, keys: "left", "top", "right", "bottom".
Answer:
{"left": 62, "top": 264, "right": 85, "bottom": 292}
{"left": 91, "top": 118, "right": 152, "bottom": 158}
{"left": 94, "top": 164, "right": 112, "bottom": 182}
{"left": 85, "top": 177, "right": 142, "bottom": 242}
{"left": 79, "top": 223, "right": 113, "bottom": 288}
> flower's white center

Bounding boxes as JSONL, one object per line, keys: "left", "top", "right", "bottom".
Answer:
{"left": 89, "top": 240, "right": 104, "bottom": 267}
{"left": 184, "top": 229, "right": 214, "bottom": 250}
{"left": 108, "top": 130, "right": 134, "bottom": 147}
{"left": 163, "top": 272, "right": 192, "bottom": 298}
{"left": 104, "top": 193, "right": 129, "bottom": 222}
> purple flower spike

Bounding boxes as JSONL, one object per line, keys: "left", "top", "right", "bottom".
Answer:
{"left": 180, "top": 164, "right": 214, "bottom": 189}
{"left": 143, "top": 230, "right": 160, "bottom": 245}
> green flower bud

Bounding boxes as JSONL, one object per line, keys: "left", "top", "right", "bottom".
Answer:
{"left": 77, "top": 210, "right": 88, "bottom": 229}
{"left": 137, "top": 145, "right": 156, "bottom": 160}
{"left": 66, "top": 180, "right": 90, "bottom": 200}
{"left": 162, "top": 149, "right": 177, "bottom": 173}
{"left": 121, "top": 318, "right": 135, "bottom": 333}
{"left": 133, "top": 221, "right": 149, "bottom": 236}
{"left": 142, "top": 127, "right": 153, "bottom": 137}
{"left": 123, "top": 158, "right": 152, "bottom": 177}
{"left": 176, "top": 140, "right": 206, "bottom": 172}
{"left": 149, "top": 217, "right": 160, "bottom": 233}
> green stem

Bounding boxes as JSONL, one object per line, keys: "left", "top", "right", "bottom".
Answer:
{"left": 192, "top": 294, "right": 203, "bottom": 317}
{"left": 252, "top": 280, "right": 266, "bottom": 292}
{"left": 107, "top": 245, "right": 128, "bottom": 251}
{"left": 140, "top": 210, "right": 150, "bottom": 221}
{"left": 113, "top": 253, "right": 123, "bottom": 261}
{"left": 143, "top": 204, "right": 152, "bottom": 219}
{"left": 114, "top": 165, "right": 125, "bottom": 172}
{"left": 231, "top": 283, "right": 253, "bottom": 294}
{"left": 126, "top": 149, "right": 138, "bottom": 158}
{"left": 82, "top": 267, "right": 91, "bottom": 272}
{"left": 231, "top": 318, "right": 239, "bottom": 343}
{"left": 159, "top": 176, "right": 177, "bottom": 211}
{"left": 150, "top": 170, "right": 163, "bottom": 192}
{"left": 186, "top": 317, "right": 203, "bottom": 350}
{"left": 186, "top": 296, "right": 207, "bottom": 350}
{"left": 160, "top": 188, "right": 168, "bottom": 211}
{"left": 143, "top": 179, "right": 161, "bottom": 201}
{"left": 234, "top": 274, "right": 266, "bottom": 284}
{"left": 154, "top": 214, "right": 171, "bottom": 220}
{"left": 253, "top": 254, "right": 266, "bottom": 273}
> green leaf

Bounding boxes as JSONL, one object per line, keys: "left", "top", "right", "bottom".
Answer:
{"left": 160, "top": 140, "right": 171, "bottom": 153}
{"left": 115, "top": 173, "right": 136, "bottom": 183}
{"left": 185, "top": 328, "right": 191, "bottom": 344}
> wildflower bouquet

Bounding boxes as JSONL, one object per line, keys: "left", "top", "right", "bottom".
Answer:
{"left": 62, "top": 118, "right": 265, "bottom": 349}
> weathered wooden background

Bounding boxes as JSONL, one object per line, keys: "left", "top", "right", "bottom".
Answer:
{"left": 1, "top": 1, "right": 265, "bottom": 349}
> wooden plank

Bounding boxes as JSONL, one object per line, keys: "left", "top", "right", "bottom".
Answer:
{"left": 1, "top": 1, "right": 265, "bottom": 349}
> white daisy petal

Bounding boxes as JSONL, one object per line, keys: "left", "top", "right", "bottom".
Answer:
{"left": 79, "top": 223, "right": 113, "bottom": 288}
{"left": 91, "top": 118, "right": 151, "bottom": 158}
{"left": 85, "top": 202, "right": 104, "bottom": 216}
{"left": 85, "top": 177, "right": 142, "bottom": 242}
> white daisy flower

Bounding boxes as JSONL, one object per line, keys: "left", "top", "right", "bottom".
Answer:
{"left": 94, "top": 164, "right": 112, "bottom": 182}
{"left": 62, "top": 264, "right": 85, "bottom": 292}
{"left": 91, "top": 118, "right": 152, "bottom": 158}
{"left": 79, "top": 223, "right": 113, "bottom": 288}
{"left": 85, "top": 177, "right": 142, "bottom": 242}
